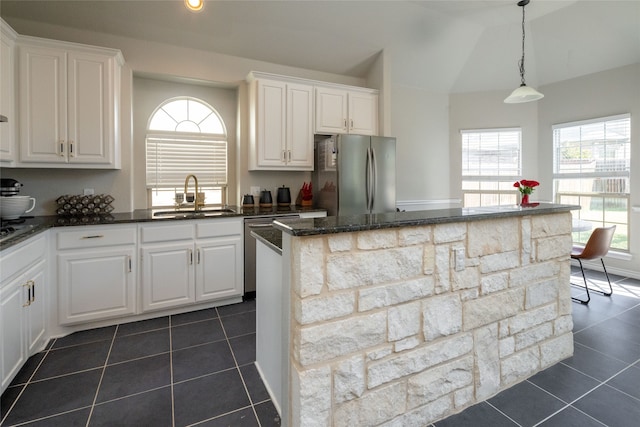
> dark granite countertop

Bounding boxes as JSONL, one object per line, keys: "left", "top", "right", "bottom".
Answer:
{"left": 251, "top": 228, "right": 283, "bottom": 255}
{"left": 0, "top": 205, "right": 324, "bottom": 251}
{"left": 273, "top": 203, "right": 580, "bottom": 237}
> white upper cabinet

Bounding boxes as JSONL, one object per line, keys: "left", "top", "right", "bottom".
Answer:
{"left": 17, "top": 36, "right": 123, "bottom": 169}
{"left": 0, "top": 20, "right": 17, "bottom": 164}
{"left": 315, "top": 87, "right": 378, "bottom": 136}
{"left": 248, "top": 74, "right": 314, "bottom": 171}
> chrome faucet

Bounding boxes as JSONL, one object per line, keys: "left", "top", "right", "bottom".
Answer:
{"left": 184, "top": 174, "right": 204, "bottom": 211}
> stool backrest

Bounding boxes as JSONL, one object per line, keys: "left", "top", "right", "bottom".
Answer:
{"left": 579, "top": 225, "right": 616, "bottom": 260}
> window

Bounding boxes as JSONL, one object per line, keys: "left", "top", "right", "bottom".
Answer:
{"left": 146, "top": 97, "right": 227, "bottom": 208}
{"left": 461, "top": 128, "right": 522, "bottom": 207}
{"left": 553, "top": 114, "right": 631, "bottom": 251}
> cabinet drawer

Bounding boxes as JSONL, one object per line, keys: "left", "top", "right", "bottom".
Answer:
{"left": 57, "top": 226, "right": 136, "bottom": 250}
{"left": 140, "top": 223, "right": 195, "bottom": 244}
{"left": 0, "top": 234, "right": 46, "bottom": 283}
{"left": 197, "top": 219, "right": 242, "bottom": 239}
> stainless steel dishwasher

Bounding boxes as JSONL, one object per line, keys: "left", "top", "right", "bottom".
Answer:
{"left": 244, "top": 214, "right": 299, "bottom": 299}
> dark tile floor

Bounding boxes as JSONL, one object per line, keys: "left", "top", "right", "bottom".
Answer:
{"left": 1, "top": 299, "right": 280, "bottom": 427}
{"left": 2, "top": 268, "right": 639, "bottom": 427}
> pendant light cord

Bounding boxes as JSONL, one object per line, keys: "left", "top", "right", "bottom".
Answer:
{"left": 518, "top": 3, "right": 527, "bottom": 86}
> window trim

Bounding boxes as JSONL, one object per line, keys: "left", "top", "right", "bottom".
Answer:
{"left": 552, "top": 113, "right": 631, "bottom": 252}
{"left": 461, "top": 127, "right": 523, "bottom": 207}
{"left": 145, "top": 97, "right": 229, "bottom": 208}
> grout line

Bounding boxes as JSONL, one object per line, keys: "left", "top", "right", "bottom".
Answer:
{"left": 217, "top": 307, "right": 263, "bottom": 427}
{"left": 484, "top": 400, "right": 524, "bottom": 427}
{"left": 183, "top": 404, "right": 255, "bottom": 427}
{"left": 85, "top": 324, "right": 118, "bottom": 427}
{"left": 169, "top": 314, "right": 176, "bottom": 427}
{"left": 0, "top": 339, "right": 56, "bottom": 426}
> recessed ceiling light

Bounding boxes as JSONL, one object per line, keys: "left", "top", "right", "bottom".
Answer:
{"left": 185, "top": 0, "right": 204, "bottom": 13}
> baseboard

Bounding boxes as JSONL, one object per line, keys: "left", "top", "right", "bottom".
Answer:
{"left": 572, "top": 259, "right": 640, "bottom": 281}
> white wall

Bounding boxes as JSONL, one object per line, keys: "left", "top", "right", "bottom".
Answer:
{"left": 448, "top": 64, "right": 640, "bottom": 279}
{"left": 391, "top": 84, "right": 452, "bottom": 210}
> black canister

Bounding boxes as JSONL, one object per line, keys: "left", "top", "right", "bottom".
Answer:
{"left": 259, "top": 190, "right": 273, "bottom": 207}
{"left": 277, "top": 185, "right": 291, "bottom": 206}
{"left": 242, "top": 194, "right": 254, "bottom": 207}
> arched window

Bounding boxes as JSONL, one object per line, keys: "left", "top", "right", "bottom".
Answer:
{"left": 146, "top": 97, "right": 227, "bottom": 207}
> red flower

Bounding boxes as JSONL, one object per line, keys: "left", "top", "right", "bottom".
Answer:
{"left": 514, "top": 179, "right": 540, "bottom": 195}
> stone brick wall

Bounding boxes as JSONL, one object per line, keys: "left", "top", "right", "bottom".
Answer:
{"left": 287, "top": 212, "right": 574, "bottom": 426}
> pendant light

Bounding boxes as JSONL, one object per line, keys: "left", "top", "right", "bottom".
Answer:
{"left": 185, "top": 0, "right": 204, "bottom": 13}
{"left": 504, "top": 0, "right": 544, "bottom": 103}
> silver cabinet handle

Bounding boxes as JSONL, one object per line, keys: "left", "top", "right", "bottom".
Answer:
{"left": 287, "top": 150, "right": 292, "bottom": 162}
{"left": 127, "top": 255, "right": 132, "bottom": 273}
{"left": 197, "top": 248, "right": 201, "bottom": 264}
{"left": 69, "top": 141, "right": 74, "bottom": 157}
{"left": 189, "top": 249, "right": 193, "bottom": 265}
{"left": 22, "top": 282, "right": 30, "bottom": 307}
{"left": 59, "top": 141, "right": 65, "bottom": 156}
{"left": 82, "top": 235, "right": 104, "bottom": 239}
{"left": 28, "top": 280, "right": 35, "bottom": 302}
{"left": 350, "top": 119, "right": 354, "bottom": 130}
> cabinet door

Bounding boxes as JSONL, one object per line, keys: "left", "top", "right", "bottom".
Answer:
{"left": 24, "top": 261, "right": 47, "bottom": 355}
{"left": 67, "top": 51, "right": 114, "bottom": 165}
{"left": 0, "top": 277, "right": 27, "bottom": 391}
{"left": 19, "top": 44, "right": 68, "bottom": 163}
{"left": 195, "top": 236, "right": 242, "bottom": 302}
{"left": 141, "top": 243, "right": 195, "bottom": 312}
{"left": 256, "top": 79, "right": 287, "bottom": 167}
{"left": 0, "top": 23, "right": 17, "bottom": 164}
{"left": 348, "top": 92, "right": 378, "bottom": 136}
{"left": 315, "top": 87, "right": 348, "bottom": 134}
{"left": 286, "top": 83, "right": 314, "bottom": 169}
{"left": 58, "top": 248, "right": 136, "bottom": 324}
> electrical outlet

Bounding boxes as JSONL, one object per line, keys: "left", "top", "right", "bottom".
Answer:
{"left": 83, "top": 188, "right": 95, "bottom": 195}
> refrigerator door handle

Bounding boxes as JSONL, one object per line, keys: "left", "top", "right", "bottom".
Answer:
{"left": 370, "top": 146, "right": 377, "bottom": 211}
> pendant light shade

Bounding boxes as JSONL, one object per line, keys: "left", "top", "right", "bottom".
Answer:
{"left": 504, "top": 0, "right": 543, "bottom": 104}
{"left": 504, "top": 84, "right": 544, "bottom": 104}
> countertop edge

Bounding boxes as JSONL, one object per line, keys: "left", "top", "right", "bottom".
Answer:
{"left": 251, "top": 229, "right": 283, "bottom": 255}
{"left": 0, "top": 206, "right": 325, "bottom": 251}
{"left": 272, "top": 203, "right": 580, "bottom": 237}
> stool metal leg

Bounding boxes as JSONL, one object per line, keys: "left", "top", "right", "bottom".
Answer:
{"left": 571, "top": 258, "right": 591, "bottom": 305}
{"left": 571, "top": 258, "right": 614, "bottom": 304}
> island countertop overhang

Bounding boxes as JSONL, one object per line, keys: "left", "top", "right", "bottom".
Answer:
{"left": 273, "top": 203, "right": 580, "bottom": 237}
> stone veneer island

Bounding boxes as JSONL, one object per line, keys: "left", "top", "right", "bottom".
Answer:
{"left": 259, "top": 203, "right": 578, "bottom": 426}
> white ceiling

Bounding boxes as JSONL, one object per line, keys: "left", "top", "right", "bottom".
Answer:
{"left": 2, "top": 0, "right": 639, "bottom": 93}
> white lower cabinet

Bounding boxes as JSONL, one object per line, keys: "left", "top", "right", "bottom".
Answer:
{"left": 141, "top": 240, "right": 195, "bottom": 311}
{"left": 0, "top": 235, "right": 47, "bottom": 393}
{"left": 56, "top": 225, "right": 136, "bottom": 325}
{"left": 140, "top": 218, "right": 243, "bottom": 313}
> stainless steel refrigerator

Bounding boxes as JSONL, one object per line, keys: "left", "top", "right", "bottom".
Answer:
{"left": 312, "top": 134, "right": 396, "bottom": 216}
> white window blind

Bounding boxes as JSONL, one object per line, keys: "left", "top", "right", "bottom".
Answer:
{"left": 146, "top": 135, "right": 227, "bottom": 188}
{"left": 462, "top": 128, "right": 521, "bottom": 177}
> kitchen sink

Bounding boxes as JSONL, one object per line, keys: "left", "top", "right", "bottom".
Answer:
{"left": 152, "top": 208, "right": 236, "bottom": 219}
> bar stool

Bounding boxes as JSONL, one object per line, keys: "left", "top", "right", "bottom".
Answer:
{"left": 571, "top": 225, "right": 616, "bottom": 305}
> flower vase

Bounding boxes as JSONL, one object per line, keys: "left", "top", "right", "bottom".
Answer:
{"left": 520, "top": 194, "right": 529, "bottom": 205}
